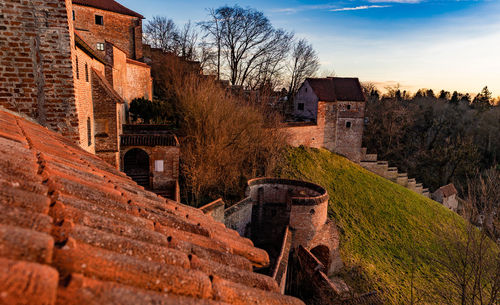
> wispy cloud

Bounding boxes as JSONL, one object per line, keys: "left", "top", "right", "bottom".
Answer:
{"left": 270, "top": 1, "right": 417, "bottom": 14}
{"left": 270, "top": 4, "right": 338, "bottom": 14}
{"left": 330, "top": 5, "right": 391, "bottom": 12}
{"left": 367, "top": 0, "right": 422, "bottom": 3}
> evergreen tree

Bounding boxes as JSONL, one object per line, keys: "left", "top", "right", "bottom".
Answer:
{"left": 472, "top": 86, "right": 492, "bottom": 111}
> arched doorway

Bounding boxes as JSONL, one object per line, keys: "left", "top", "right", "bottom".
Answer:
{"left": 310, "top": 245, "right": 330, "bottom": 269}
{"left": 124, "top": 148, "right": 150, "bottom": 188}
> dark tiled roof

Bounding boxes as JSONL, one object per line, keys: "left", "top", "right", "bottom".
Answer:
{"left": 0, "top": 109, "right": 304, "bottom": 305}
{"left": 121, "top": 134, "right": 179, "bottom": 147}
{"left": 305, "top": 77, "right": 365, "bottom": 102}
{"left": 437, "top": 183, "right": 458, "bottom": 198}
{"left": 73, "top": 0, "right": 144, "bottom": 18}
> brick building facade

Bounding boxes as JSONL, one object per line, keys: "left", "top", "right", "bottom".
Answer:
{"left": 283, "top": 77, "right": 366, "bottom": 162}
{"left": 72, "top": 0, "right": 144, "bottom": 60}
{"left": 1, "top": 0, "right": 175, "bottom": 198}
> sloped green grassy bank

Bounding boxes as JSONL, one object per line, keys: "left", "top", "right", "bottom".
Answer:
{"left": 279, "top": 147, "right": 484, "bottom": 304}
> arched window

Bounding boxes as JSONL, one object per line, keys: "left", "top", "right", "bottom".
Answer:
{"left": 346, "top": 121, "right": 352, "bottom": 128}
{"left": 346, "top": 104, "right": 351, "bottom": 110}
{"left": 85, "top": 63, "right": 89, "bottom": 82}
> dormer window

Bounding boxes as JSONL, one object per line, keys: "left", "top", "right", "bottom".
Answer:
{"left": 95, "top": 15, "right": 103, "bottom": 25}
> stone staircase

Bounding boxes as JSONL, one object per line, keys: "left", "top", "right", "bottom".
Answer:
{"left": 360, "top": 148, "right": 430, "bottom": 198}
{"left": 126, "top": 173, "right": 150, "bottom": 188}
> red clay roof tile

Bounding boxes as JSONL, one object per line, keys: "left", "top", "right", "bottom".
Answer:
{"left": 0, "top": 109, "right": 304, "bottom": 304}
{"left": 57, "top": 274, "right": 229, "bottom": 305}
{"left": 0, "top": 225, "right": 54, "bottom": 264}
{"left": 0, "top": 204, "right": 53, "bottom": 233}
{"left": 0, "top": 257, "right": 59, "bottom": 305}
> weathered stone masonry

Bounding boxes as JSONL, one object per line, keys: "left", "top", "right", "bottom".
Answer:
{"left": 0, "top": 0, "right": 80, "bottom": 142}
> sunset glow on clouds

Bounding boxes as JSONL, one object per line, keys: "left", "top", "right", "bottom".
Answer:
{"left": 122, "top": 0, "right": 500, "bottom": 96}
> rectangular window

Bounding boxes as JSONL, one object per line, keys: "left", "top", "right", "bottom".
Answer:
{"left": 154, "top": 160, "right": 164, "bottom": 172}
{"left": 95, "top": 15, "right": 103, "bottom": 25}
{"left": 346, "top": 121, "right": 352, "bottom": 128}
{"left": 96, "top": 42, "right": 104, "bottom": 51}
{"left": 72, "top": 10, "right": 75, "bottom": 21}
{"left": 85, "top": 63, "right": 89, "bottom": 82}
{"left": 298, "top": 103, "right": 304, "bottom": 111}
{"left": 75, "top": 57, "right": 79, "bottom": 79}
{"left": 87, "top": 117, "right": 92, "bottom": 146}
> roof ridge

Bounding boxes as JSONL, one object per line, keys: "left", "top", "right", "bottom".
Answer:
{"left": 72, "top": 0, "right": 144, "bottom": 19}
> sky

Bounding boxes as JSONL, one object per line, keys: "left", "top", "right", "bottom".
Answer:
{"left": 121, "top": 0, "right": 500, "bottom": 96}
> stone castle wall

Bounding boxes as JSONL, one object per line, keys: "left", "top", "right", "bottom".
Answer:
{"left": 282, "top": 102, "right": 329, "bottom": 150}
{"left": 0, "top": 0, "right": 80, "bottom": 142}
{"left": 205, "top": 178, "right": 380, "bottom": 304}
{"left": 126, "top": 59, "right": 153, "bottom": 102}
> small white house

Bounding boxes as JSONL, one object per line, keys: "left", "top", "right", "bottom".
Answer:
{"left": 432, "top": 184, "right": 459, "bottom": 212}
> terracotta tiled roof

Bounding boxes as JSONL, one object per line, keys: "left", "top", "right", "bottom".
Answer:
{"left": 437, "top": 183, "right": 458, "bottom": 198}
{"left": 305, "top": 77, "right": 365, "bottom": 102}
{"left": 72, "top": 0, "right": 144, "bottom": 18}
{"left": 0, "top": 109, "right": 304, "bottom": 305}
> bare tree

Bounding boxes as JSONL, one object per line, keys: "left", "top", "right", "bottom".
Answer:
{"left": 176, "top": 21, "right": 198, "bottom": 60}
{"left": 149, "top": 52, "right": 287, "bottom": 206}
{"left": 143, "top": 16, "right": 179, "bottom": 53}
{"left": 200, "top": 5, "right": 293, "bottom": 88}
{"left": 465, "top": 169, "right": 500, "bottom": 243}
{"left": 246, "top": 29, "right": 293, "bottom": 90}
{"left": 199, "top": 8, "right": 222, "bottom": 79}
{"left": 197, "top": 40, "right": 217, "bottom": 75}
{"left": 431, "top": 222, "right": 499, "bottom": 305}
{"left": 288, "top": 39, "right": 319, "bottom": 99}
